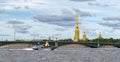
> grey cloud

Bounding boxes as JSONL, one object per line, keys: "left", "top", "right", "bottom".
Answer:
{"left": 102, "top": 17, "right": 120, "bottom": 27}
{"left": 61, "top": 9, "right": 73, "bottom": 15}
{"left": 33, "top": 14, "right": 81, "bottom": 27}
{"left": 13, "top": 1, "right": 45, "bottom": 10}
{"left": 14, "top": 6, "right": 30, "bottom": 9}
{"left": 99, "top": 16, "right": 120, "bottom": 29}
{"left": 99, "top": 22, "right": 120, "bottom": 27}
{"left": 6, "top": 19, "right": 32, "bottom": 33}
{"left": 79, "top": 10, "right": 92, "bottom": 17}
{"left": 0, "top": 34, "right": 10, "bottom": 36}
{"left": 25, "top": 6, "right": 29, "bottom": 9}
{"left": 13, "top": 25, "right": 32, "bottom": 30}
{"left": 33, "top": 9, "right": 92, "bottom": 27}
{"left": 88, "top": 2, "right": 109, "bottom": 7}
{"left": 73, "top": 8, "right": 93, "bottom": 17}
{"left": 113, "top": 27, "right": 120, "bottom": 30}
{"left": 13, "top": 6, "right": 29, "bottom": 10}
{"left": 30, "top": 33, "right": 40, "bottom": 37}
{"left": 14, "top": 6, "right": 21, "bottom": 9}
{"left": 7, "top": 19, "right": 24, "bottom": 25}
{"left": 12, "top": 24, "right": 32, "bottom": 33}
{"left": 34, "top": 2, "right": 46, "bottom": 5}
{"left": 103, "top": 17, "right": 120, "bottom": 21}
{"left": 0, "top": 8, "right": 6, "bottom": 13}
{"left": 54, "top": 34, "right": 62, "bottom": 36}
{"left": 33, "top": 11, "right": 76, "bottom": 27}
{"left": 70, "top": 0, "right": 95, "bottom": 2}
{"left": 55, "top": 27, "right": 68, "bottom": 31}
{"left": 16, "top": 30, "right": 29, "bottom": 33}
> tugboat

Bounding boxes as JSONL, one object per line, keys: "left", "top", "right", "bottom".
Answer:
{"left": 32, "top": 44, "right": 44, "bottom": 50}
{"left": 33, "top": 41, "right": 56, "bottom": 50}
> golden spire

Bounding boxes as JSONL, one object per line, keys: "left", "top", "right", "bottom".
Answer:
{"left": 76, "top": 9, "right": 79, "bottom": 27}
{"left": 98, "top": 32, "right": 102, "bottom": 39}
{"left": 82, "top": 32, "right": 87, "bottom": 41}
{"left": 74, "top": 9, "right": 80, "bottom": 42}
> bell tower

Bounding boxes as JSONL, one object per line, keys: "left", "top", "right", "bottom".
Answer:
{"left": 74, "top": 9, "right": 80, "bottom": 42}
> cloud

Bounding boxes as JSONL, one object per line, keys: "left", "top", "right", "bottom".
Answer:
{"left": 99, "top": 21, "right": 120, "bottom": 27}
{"left": 99, "top": 16, "right": 120, "bottom": 29}
{"left": 30, "top": 33, "right": 40, "bottom": 37}
{"left": 0, "top": 34, "right": 11, "bottom": 36}
{"left": 61, "top": 9, "right": 73, "bottom": 15}
{"left": 70, "top": 0, "right": 95, "bottom": 2}
{"left": 88, "top": 2, "right": 109, "bottom": 7}
{"left": 0, "top": 0, "right": 46, "bottom": 11}
{"left": 103, "top": 17, "right": 120, "bottom": 21}
{"left": 33, "top": 9, "right": 92, "bottom": 27}
{"left": 33, "top": 10, "right": 75, "bottom": 27}
{"left": 13, "top": 24, "right": 32, "bottom": 33}
{"left": 33, "top": 14, "right": 75, "bottom": 26}
{"left": 13, "top": 25, "right": 32, "bottom": 30}
{"left": 0, "top": 0, "right": 45, "bottom": 13}
{"left": 6, "top": 18, "right": 32, "bottom": 33}
{"left": 113, "top": 27, "right": 120, "bottom": 30}
{"left": 55, "top": 27, "right": 68, "bottom": 31}
{"left": 73, "top": 8, "right": 93, "bottom": 17}
{"left": 0, "top": 8, "right": 6, "bottom": 13}
{"left": 7, "top": 18, "right": 24, "bottom": 24}
{"left": 78, "top": 10, "right": 92, "bottom": 17}
{"left": 16, "top": 30, "right": 29, "bottom": 33}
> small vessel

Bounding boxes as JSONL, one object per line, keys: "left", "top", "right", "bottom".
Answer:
{"left": 32, "top": 41, "right": 56, "bottom": 50}
{"left": 32, "top": 44, "right": 44, "bottom": 50}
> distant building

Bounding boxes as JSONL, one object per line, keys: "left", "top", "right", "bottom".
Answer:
{"left": 98, "top": 32, "right": 102, "bottom": 39}
{"left": 82, "top": 32, "right": 88, "bottom": 41}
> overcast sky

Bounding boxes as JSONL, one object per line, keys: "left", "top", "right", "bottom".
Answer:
{"left": 0, "top": 0, "right": 120, "bottom": 40}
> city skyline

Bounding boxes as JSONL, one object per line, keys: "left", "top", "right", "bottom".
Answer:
{"left": 0, "top": 0, "right": 120, "bottom": 40}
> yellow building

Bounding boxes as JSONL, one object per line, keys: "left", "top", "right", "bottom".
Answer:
{"left": 74, "top": 9, "right": 80, "bottom": 42}
{"left": 82, "top": 32, "right": 88, "bottom": 41}
{"left": 98, "top": 32, "right": 102, "bottom": 39}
